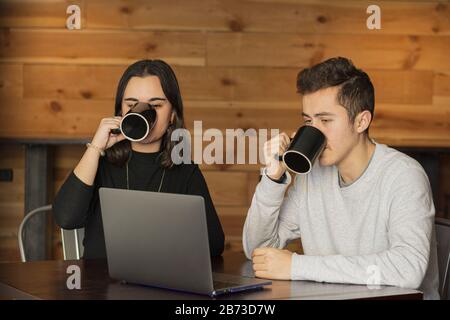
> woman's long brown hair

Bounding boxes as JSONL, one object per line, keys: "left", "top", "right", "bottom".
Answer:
{"left": 105, "top": 60, "right": 185, "bottom": 168}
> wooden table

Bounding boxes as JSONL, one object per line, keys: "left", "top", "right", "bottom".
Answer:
{"left": 0, "top": 251, "right": 422, "bottom": 300}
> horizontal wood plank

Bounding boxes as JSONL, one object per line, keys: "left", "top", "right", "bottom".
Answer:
{"left": 1, "top": 29, "right": 449, "bottom": 70}
{"left": 0, "top": 29, "right": 205, "bottom": 66}
{"left": 1, "top": 1, "right": 448, "bottom": 36}
{"left": 85, "top": 0, "right": 450, "bottom": 36}
{"left": 207, "top": 32, "right": 450, "bottom": 70}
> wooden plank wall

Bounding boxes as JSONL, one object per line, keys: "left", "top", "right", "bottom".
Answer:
{"left": 0, "top": 0, "right": 449, "bottom": 261}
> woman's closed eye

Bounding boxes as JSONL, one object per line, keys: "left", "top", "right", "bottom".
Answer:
{"left": 126, "top": 103, "right": 161, "bottom": 109}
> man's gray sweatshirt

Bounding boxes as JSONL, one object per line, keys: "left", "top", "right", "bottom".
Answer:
{"left": 243, "top": 142, "right": 439, "bottom": 299}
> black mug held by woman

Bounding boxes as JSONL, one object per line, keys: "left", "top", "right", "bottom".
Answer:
{"left": 278, "top": 126, "right": 326, "bottom": 174}
{"left": 110, "top": 102, "right": 157, "bottom": 142}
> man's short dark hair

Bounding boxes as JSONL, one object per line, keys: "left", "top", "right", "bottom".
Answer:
{"left": 296, "top": 57, "right": 375, "bottom": 135}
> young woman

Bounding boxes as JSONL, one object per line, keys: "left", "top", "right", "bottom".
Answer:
{"left": 53, "top": 60, "right": 225, "bottom": 259}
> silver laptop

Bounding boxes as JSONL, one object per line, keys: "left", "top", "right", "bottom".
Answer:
{"left": 99, "top": 187, "right": 271, "bottom": 297}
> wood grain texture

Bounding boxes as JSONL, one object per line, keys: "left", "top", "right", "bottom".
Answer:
{"left": 22, "top": 64, "right": 434, "bottom": 104}
{"left": 0, "top": 29, "right": 205, "bottom": 66}
{"left": 86, "top": 0, "right": 450, "bottom": 36}
{"left": 207, "top": 32, "right": 450, "bottom": 70}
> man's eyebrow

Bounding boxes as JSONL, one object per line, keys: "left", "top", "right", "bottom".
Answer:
{"left": 302, "top": 112, "right": 336, "bottom": 117}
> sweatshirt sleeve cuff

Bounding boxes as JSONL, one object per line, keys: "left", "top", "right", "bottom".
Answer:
{"left": 291, "top": 253, "right": 320, "bottom": 281}
{"left": 257, "top": 168, "right": 292, "bottom": 201}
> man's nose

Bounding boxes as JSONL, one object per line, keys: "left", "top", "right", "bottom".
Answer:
{"left": 305, "top": 120, "right": 320, "bottom": 130}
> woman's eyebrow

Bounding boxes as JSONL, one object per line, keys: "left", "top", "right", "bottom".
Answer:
{"left": 148, "top": 97, "right": 167, "bottom": 102}
{"left": 123, "top": 97, "right": 167, "bottom": 102}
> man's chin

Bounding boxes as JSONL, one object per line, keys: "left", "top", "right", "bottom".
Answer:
{"left": 319, "top": 154, "right": 335, "bottom": 167}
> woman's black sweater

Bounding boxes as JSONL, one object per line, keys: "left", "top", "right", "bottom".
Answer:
{"left": 53, "top": 150, "right": 225, "bottom": 259}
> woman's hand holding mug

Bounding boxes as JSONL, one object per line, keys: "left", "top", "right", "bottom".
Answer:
{"left": 90, "top": 116, "right": 126, "bottom": 153}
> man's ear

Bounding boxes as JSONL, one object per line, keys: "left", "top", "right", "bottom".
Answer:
{"left": 355, "top": 110, "right": 372, "bottom": 134}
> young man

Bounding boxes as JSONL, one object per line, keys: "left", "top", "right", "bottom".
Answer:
{"left": 243, "top": 57, "right": 439, "bottom": 300}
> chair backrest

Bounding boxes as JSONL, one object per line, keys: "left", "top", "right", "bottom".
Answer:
{"left": 18, "top": 205, "right": 52, "bottom": 262}
{"left": 61, "top": 228, "right": 84, "bottom": 260}
{"left": 18, "top": 204, "right": 84, "bottom": 262}
{"left": 435, "top": 217, "right": 450, "bottom": 300}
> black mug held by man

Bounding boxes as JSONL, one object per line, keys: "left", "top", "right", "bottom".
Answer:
{"left": 277, "top": 126, "right": 326, "bottom": 174}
